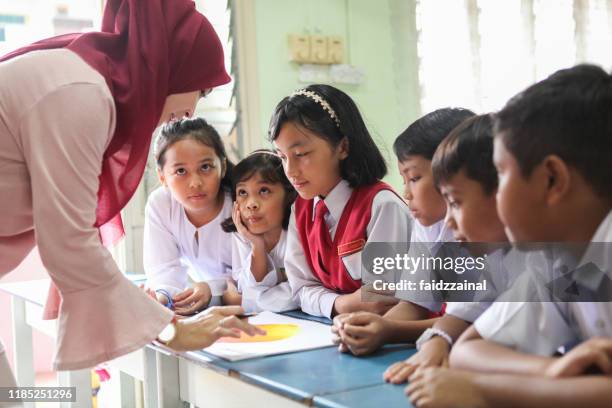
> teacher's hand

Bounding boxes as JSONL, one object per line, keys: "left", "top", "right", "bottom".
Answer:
{"left": 168, "top": 306, "right": 265, "bottom": 351}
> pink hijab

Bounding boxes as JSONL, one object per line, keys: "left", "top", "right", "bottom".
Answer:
{"left": 1, "top": 0, "right": 230, "bottom": 318}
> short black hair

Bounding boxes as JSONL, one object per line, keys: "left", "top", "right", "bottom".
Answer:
{"left": 155, "top": 117, "right": 234, "bottom": 193}
{"left": 268, "top": 84, "right": 386, "bottom": 187}
{"left": 221, "top": 150, "right": 297, "bottom": 232}
{"left": 432, "top": 114, "right": 498, "bottom": 195}
{"left": 393, "top": 108, "right": 475, "bottom": 162}
{"left": 495, "top": 64, "right": 612, "bottom": 200}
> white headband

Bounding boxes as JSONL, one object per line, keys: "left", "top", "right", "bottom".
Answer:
{"left": 291, "top": 89, "right": 340, "bottom": 127}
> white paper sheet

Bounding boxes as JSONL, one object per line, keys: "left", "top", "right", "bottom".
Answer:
{"left": 203, "top": 311, "right": 334, "bottom": 361}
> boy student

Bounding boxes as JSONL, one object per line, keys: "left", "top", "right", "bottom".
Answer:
{"left": 406, "top": 64, "right": 612, "bottom": 408}
{"left": 332, "top": 108, "right": 474, "bottom": 356}
{"left": 386, "top": 114, "right": 518, "bottom": 384}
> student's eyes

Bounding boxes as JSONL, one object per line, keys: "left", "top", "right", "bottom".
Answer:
{"left": 201, "top": 163, "right": 214, "bottom": 172}
{"left": 237, "top": 189, "right": 247, "bottom": 197}
{"left": 409, "top": 176, "right": 421, "bottom": 183}
{"left": 259, "top": 187, "right": 271, "bottom": 195}
{"left": 448, "top": 200, "right": 460, "bottom": 209}
{"left": 175, "top": 168, "right": 186, "bottom": 176}
{"left": 294, "top": 151, "right": 310, "bottom": 158}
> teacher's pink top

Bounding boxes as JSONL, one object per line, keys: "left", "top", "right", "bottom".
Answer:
{"left": 0, "top": 49, "right": 173, "bottom": 370}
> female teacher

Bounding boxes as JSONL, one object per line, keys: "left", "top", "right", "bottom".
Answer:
{"left": 0, "top": 0, "right": 261, "bottom": 384}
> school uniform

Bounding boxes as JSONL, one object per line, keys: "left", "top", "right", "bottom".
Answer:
{"left": 400, "top": 219, "right": 520, "bottom": 323}
{"left": 474, "top": 211, "right": 612, "bottom": 356}
{"left": 143, "top": 187, "right": 233, "bottom": 298}
{"left": 285, "top": 179, "right": 412, "bottom": 318}
{"left": 231, "top": 230, "right": 299, "bottom": 313}
{"left": 396, "top": 219, "right": 455, "bottom": 312}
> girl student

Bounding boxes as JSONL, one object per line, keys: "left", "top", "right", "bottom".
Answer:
{"left": 269, "top": 84, "right": 408, "bottom": 318}
{"left": 221, "top": 149, "right": 299, "bottom": 312}
{"left": 144, "top": 117, "right": 235, "bottom": 315}
{"left": 333, "top": 108, "right": 478, "bottom": 356}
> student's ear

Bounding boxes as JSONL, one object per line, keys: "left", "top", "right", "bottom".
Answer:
{"left": 220, "top": 158, "right": 227, "bottom": 178}
{"left": 542, "top": 155, "right": 571, "bottom": 206}
{"left": 157, "top": 168, "right": 166, "bottom": 187}
{"left": 337, "top": 137, "right": 349, "bottom": 160}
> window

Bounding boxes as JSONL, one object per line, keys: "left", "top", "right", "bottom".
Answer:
{"left": 416, "top": 0, "right": 612, "bottom": 113}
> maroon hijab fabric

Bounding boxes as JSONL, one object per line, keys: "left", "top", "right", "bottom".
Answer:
{"left": 1, "top": 0, "right": 231, "bottom": 244}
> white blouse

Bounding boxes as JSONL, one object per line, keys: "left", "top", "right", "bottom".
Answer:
{"left": 284, "top": 179, "right": 412, "bottom": 318}
{"left": 475, "top": 210, "right": 612, "bottom": 355}
{"left": 231, "top": 229, "right": 299, "bottom": 313}
{"left": 143, "top": 187, "right": 233, "bottom": 297}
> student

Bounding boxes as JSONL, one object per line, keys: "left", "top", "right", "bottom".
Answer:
{"left": 407, "top": 64, "right": 612, "bottom": 408}
{"left": 269, "top": 84, "right": 406, "bottom": 318}
{"left": 385, "top": 114, "right": 513, "bottom": 384}
{"left": 221, "top": 149, "right": 299, "bottom": 312}
{"left": 144, "top": 118, "right": 234, "bottom": 315}
{"left": 331, "top": 108, "right": 475, "bottom": 356}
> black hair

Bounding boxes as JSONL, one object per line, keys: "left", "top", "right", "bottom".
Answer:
{"left": 393, "top": 108, "right": 475, "bottom": 162}
{"left": 495, "top": 64, "right": 612, "bottom": 200}
{"left": 268, "top": 84, "right": 386, "bottom": 187}
{"left": 221, "top": 150, "right": 297, "bottom": 232}
{"left": 432, "top": 114, "right": 498, "bottom": 195}
{"left": 154, "top": 117, "right": 234, "bottom": 193}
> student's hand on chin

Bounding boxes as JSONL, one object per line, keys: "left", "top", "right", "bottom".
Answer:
{"left": 544, "top": 337, "right": 612, "bottom": 378}
{"left": 232, "top": 203, "right": 265, "bottom": 247}
{"left": 384, "top": 337, "right": 450, "bottom": 384}
{"left": 169, "top": 306, "right": 266, "bottom": 351}
{"left": 405, "top": 367, "right": 487, "bottom": 408}
{"left": 173, "top": 282, "right": 212, "bottom": 316}
{"left": 336, "top": 312, "right": 390, "bottom": 356}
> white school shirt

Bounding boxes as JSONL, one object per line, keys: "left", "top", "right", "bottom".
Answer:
{"left": 398, "top": 218, "right": 455, "bottom": 311}
{"left": 284, "top": 179, "right": 412, "bottom": 318}
{"left": 143, "top": 187, "right": 233, "bottom": 297}
{"left": 231, "top": 230, "right": 299, "bottom": 313}
{"left": 445, "top": 248, "right": 522, "bottom": 323}
{"left": 474, "top": 210, "right": 612, "bottom": 356}
{"left": 403, "top": 219, "right": 515, "bottom": 323}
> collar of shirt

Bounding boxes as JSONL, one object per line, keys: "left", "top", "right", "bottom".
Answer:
{"left": 575, "top": 210, "right": 612, "bottom": 290}
{"left": 311, "top": 179, "right": 352, "bottom": 229}
{"left": 181, "top": 192, "right": 229, "bottom": 236}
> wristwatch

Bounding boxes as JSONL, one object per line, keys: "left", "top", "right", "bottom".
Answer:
{"left": 415, "top": 328, "right": 453, "bottom": 351}
{"left": 157, "top": 316, "right": 178, "bottom": 346}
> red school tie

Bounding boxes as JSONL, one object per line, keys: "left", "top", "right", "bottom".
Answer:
{"left": 313, "top": 199, "right": 332, "bottom": 273}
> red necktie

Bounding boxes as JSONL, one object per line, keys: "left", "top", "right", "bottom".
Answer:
{"left": 313, "top": 199, "right": 332, "bottom": 274}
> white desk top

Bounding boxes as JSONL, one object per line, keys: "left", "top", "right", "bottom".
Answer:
{"left": 0, "top": 274, "right": 147, "bottom": 307}
{"left": 0, "top": 278, "right": 50, "bottom": 307}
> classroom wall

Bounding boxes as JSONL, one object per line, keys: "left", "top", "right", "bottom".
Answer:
{"left": 249, "top": 0, "right": 421, "bottom": 189}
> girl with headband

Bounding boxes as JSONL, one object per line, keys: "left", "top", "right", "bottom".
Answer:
{"left": 269, "top": 84, "right": 411, "bottom": 318}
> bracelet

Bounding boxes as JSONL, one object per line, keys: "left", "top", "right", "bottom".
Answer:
{"left": 155, "top": 289, "right": 174, "bottom": 309}
{"left": 415, "top": 328, "right": 454, "bottom": 351}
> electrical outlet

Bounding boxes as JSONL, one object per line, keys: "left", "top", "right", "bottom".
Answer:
{"left": 328, "top": 36, "right": 344, "bottom": 64}
{"left": 310, "top": 35, "right": 329, "bottom": 64}
{"left": 288, "top": 34, "right": 311, "bottom": 63}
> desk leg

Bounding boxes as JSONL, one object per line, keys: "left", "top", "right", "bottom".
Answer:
{"left": 156, "top": 352, "right": 183, "bottom": 408}
{"left": 57, "top": 369, "right": 92, "bottom": 408}
{"left": 10, "top": 297, "right": 35, "bottom": 408}
{"left": 143, "top": 347, "right": 158, "bottom": 408}
{"left": 119, "top": 371, "right": 136, "bottom": 408}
